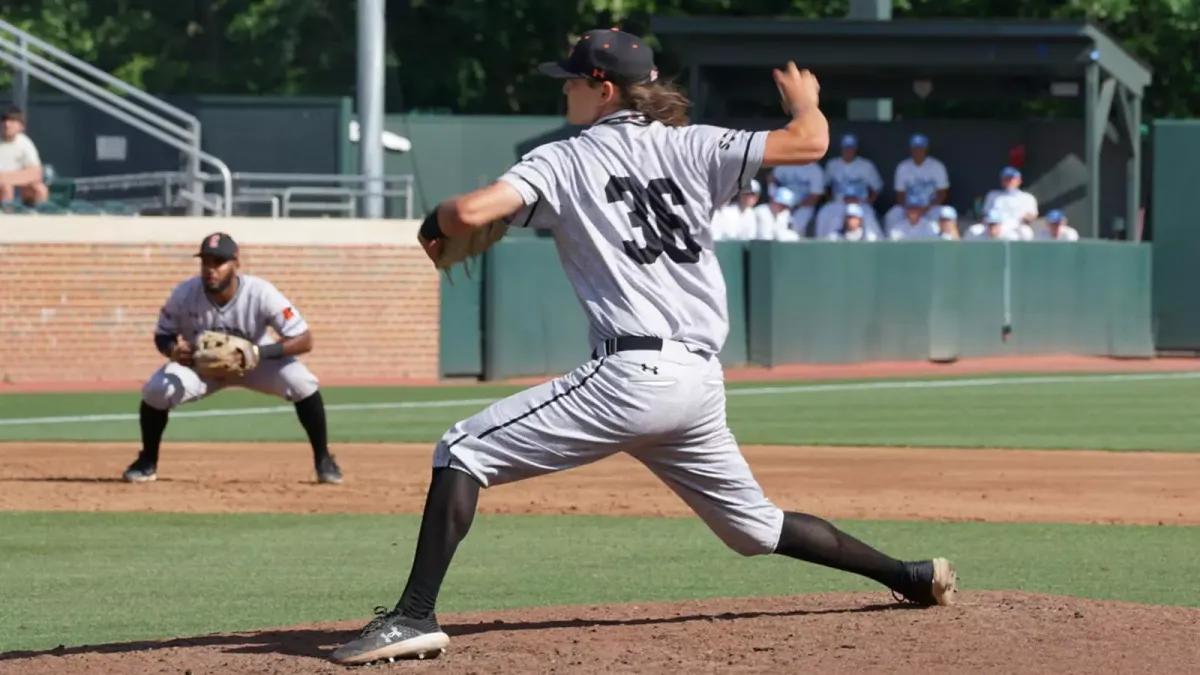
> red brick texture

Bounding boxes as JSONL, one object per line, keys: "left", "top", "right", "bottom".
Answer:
{"left": 0, "top": 243, "right": 440, "bottom": 385}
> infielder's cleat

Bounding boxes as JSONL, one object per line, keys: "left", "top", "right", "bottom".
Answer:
{"left": 122, "top": 455, "right": 158, "bottom": 483}
{"left": 329, "top": 607, "right": 449, "bottom": 665}
{"left": 893, "top": 557, "right": 957, "bottom": 607}
{"left": 316, "top": 454, "right": 343, "bottom": 485}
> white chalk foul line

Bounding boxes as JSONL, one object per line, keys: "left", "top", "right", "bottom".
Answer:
{"left": 0, "top": 371, "right": 1197, "bottom": 427}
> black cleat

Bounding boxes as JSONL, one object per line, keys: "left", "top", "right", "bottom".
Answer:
{"left": 893, "top": 558, "right": 958, "bottom": 606}
{"left": 329, "top": 607, "right": 449, "bottom": 665}
{"left": 316, "top": 454, "right": 343, "bottom": 485}
{"left": 122, "top": 453, "right": 157, "bottom": 483}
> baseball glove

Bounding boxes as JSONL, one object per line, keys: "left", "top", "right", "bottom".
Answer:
{"left": 192, "top": 330, "right": 260, "bottom": 379}
{"left": 423, "top": 219, "right": 510, "bottom": 282}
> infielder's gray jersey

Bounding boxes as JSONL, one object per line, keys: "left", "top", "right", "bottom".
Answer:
{"left": 498, "top": 110, "right": 767, "bottom": 355}
{"left": 155, "top": 274, "right": 309, "bottom": 345}
{"left": 142, "top": 274, "right": 318, "bottom": 409}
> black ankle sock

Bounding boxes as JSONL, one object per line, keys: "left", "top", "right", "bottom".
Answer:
{"left": 293, "top": 391, "right": 330, "bottom": 461}
{"left": 139, "top": 401, "right": 169, "bottom": 464}
{"left": 774, "top": 511, "right": 907, "bottom": 590}
{"left": 397, "top": 467, "right": 480, "bottom": 619}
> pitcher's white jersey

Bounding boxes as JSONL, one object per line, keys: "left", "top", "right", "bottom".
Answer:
{"left": 155, "top": 274, "right": 309, "bottom": 345}
{"left": 498, "top": 110, "right": 765, "bottom": 355}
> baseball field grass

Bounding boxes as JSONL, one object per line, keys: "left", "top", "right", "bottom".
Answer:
{"left": 2, "top": 369, "right": 1198, "bottom": 669}
{"left": 1, "top": 371, "right": 1199, "bottom": 450}
{"left": 2, "top": 513, "right": 1198, "bottom": 654}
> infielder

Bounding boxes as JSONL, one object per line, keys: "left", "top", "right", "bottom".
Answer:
{"left": 329, "top": 29, "right": 956, "bottom": 665}
{"left": 121, "top": 232, "right": 343, "bottom": 485}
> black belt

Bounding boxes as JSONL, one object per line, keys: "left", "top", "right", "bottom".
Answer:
{"left": 591, "top": 336, "right": 664, "bottom": 360}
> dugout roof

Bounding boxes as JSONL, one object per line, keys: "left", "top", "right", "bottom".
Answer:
{"left": 650, "top": 18, "right": 1151, "bottom": 103}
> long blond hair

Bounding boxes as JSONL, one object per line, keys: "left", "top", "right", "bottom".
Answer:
{"left": 619, "top": 80, "right": 691, "bottom": 127}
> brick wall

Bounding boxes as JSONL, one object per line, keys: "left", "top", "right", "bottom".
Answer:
{"left": 0, "top": 218, "right": 439, "bottom": 386}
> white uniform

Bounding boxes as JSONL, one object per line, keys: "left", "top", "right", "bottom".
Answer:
{"left": 1038, "top": 224, "right": 1080, "bottom": 241}
{"left": 824, "top": 156, "right": 882, "bottom": 200}
{"left": 815, "top": 201, "right": 882, "bottom": 239}
{"left": 888, "top": 217, "right": 940, "bottom": 240}
{"left": 982, "top": 188, "right": 1038, "bottom": 233}
{"left": 885, "top": 157, "right": 949, "bottom": 230}
{"left": 964, "top": 222, "right": 1034, "bottom": 241}
{"left": 711, "top": 203, "right": 758, "bottom": 241}
{"left": 769, "top": 164, "right": 824, "bottom": 235}
{"left": 752, "top": 204, "right": 802, "bottom": 241}
{"left": 142, "top": 274, "right": 319, "bottom": 410}
{"left": 433, "top": 110, "right": 783, "bottom": 557}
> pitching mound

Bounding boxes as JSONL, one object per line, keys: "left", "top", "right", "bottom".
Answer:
{"left": 4, "top": 592, "right": 1198, "bottom": 675}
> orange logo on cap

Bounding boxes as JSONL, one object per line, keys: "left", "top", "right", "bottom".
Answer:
{"left": 208, "top": 234, "right": 220, "bottom": 248}
{"left": 593, "top": 68, "right": 605, "bottom": 78}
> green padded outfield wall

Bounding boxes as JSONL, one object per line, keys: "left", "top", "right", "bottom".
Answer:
{"left": 747, "top": 241, "right": 1153, "bottom": 365}
{"left": 481, "top": 239, "right": 749, "bottom": 380}
{"left": 1149, "top": 120, "right": 1200, "bottom": 351}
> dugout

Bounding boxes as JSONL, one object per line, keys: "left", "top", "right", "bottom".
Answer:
{"left": 650, "top": 17, "right": 1152, "bottom": 240}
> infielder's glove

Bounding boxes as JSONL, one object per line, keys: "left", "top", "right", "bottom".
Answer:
{"left": 192, "top": 330, "right": 259, "bottom": 379}
{"left": 421, "top": 219, "right": 510, "bottom": 282}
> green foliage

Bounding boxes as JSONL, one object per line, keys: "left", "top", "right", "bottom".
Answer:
{"left": 0, "top": 0, "right": 1195, "bottom": 116}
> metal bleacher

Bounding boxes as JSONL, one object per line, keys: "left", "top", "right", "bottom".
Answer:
{"left": 0, "top": 19, "right": 415, "bottom": 219}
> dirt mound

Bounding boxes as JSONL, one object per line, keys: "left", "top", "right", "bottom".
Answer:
{"left": 3, "top": 592, "right": 1197, "bottom": 675}
{"left": 4, "top": 443, "right": 1200, "bottom": 525}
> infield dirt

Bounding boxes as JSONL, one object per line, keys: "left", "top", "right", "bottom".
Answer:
{"left": 2, "top": 440, "right": 1198, "bottom": 673}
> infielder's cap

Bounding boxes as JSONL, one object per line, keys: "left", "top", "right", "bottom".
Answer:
{"left": 841, "top": 133, "right": 858, "bottom": 148}
{"left": 985, "top": 208, "right": 1003, "bottom": 224}
{"left": 845, "top": 203, "right": 865, "bottom": 219}
{"left": 1001, "top": 166, "right": 1021, "bottom": 179}
{"left": 910, "top": 133, "right": 930, "bottom": 148}
{"left": 905, "top": 193, "right": 930, "bottom": 208}
{"left": 742, "top": 178, "right": 762, "bottom": 195}
{"left": 773, "top": 186, "right": 798, "bottom": 209}
{"left": 196, "top": 232, "right": 238, "bottom": 261}
{"left": 538, "top": 28, "right": 658, "bottom": 86}
{"left": 937, "top": 205, "right": 958, "bottom": 221}
{"left": 1046, "top": 209, "right": 1065, "bottom": 223}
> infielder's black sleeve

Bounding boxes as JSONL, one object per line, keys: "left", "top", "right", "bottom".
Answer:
{"left": 154, "top": 332, "right": 176, "bottom": 357}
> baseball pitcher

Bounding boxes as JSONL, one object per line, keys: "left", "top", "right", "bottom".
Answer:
{"left": 329, "top": 29, "right": 957, "bottom": 665}
{"left": 121, "top": 232, "right": 343, "bottom": 485}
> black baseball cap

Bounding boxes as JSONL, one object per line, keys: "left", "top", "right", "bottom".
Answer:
{"left": 537, "top": 28, "right": 658, "bottom": 86}
{"left": 195, "top": 232, "right": 238, "bottom": 261}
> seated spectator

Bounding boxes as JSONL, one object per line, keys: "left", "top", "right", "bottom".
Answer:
{"left": 1038, "top": 209, "right": 1080, "bottom": 241}
{"left": 0, "top": 107, "right": 48, "bottom": 206}
{"left": 965, "top": 208, "right": 1033, "bottom": 241}
{"left": 888, "top": 194, "right": 940, "bottom": 240}
{"left": 753, "top": 186, "right": 802, "bottom": 241}
{"left": 814, "top": 183, "right": 879, "bottom": 239}
{"left": 826, "top": 203, "right": 880, "bottom": 241}
{"left": 981, "top": 166, "right": 1038, "bottom": 236}
{"left": 712, "top": 179, "right": 761, "bottom": 241}
{"left": 884, "top": 133, "right": 949, "bottom": 232}
{"left": 824, "top": 133, "right": 883, "bottom": 205}
{"left": 934, "top": 205, "right": 961, "bottom": 240}
{"left": 767, "top": 161, "right": 824, "bottom": 237}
